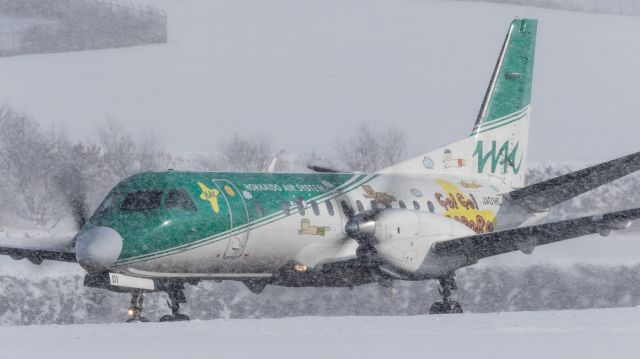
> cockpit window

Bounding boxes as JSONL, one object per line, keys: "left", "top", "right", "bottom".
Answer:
{"left": 121, "top": 190, "right": 163, "bottom": 211}
{"left": 93, "top": 190, "right": 122, "bottom": 216}
{"left": 165, "top": 189, "right": 197, "bottom": 211}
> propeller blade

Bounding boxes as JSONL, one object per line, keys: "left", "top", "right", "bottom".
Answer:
{"left": 55, "top": 164, "right": 89, "bottom": 230}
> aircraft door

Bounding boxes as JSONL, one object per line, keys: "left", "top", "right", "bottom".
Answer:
{"left": 211, "top": 179, "right": 251, "bottom": 259}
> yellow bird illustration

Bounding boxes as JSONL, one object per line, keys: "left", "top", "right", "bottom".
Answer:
{"left": 197, "top": 181, "right": 220, "bottom": 213}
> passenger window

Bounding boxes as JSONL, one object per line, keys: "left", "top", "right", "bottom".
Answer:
{"left": 281, "top": 200, "right": 291, "bottom": 215}
{"left": 296, "top": 197, "right": 305, "bottom": 215}
{"left": 427, "top": 201, "right": 435, "bottom": 213}
{"left": 255, "top": 201, "right": 264, "bottom": 216}
{"left": 325, "top": 200, "right": 335, "bottom": 216}
{"left": 356, "top": 200, "right": 364, "bottom": 213}
{"left": 121, "top": 190, "right": 163, "bottom": 211}
{"left": 413, "top": 201, "right": 420, "bottom": 210}
{"left": 311, "top": 200, "right": 320, "bottom": 216}
{"left": 165, "top": 189, "right": 197, "bottom": 211}
{"left": 399, "top": 200, "right": 406, "bottom": 209}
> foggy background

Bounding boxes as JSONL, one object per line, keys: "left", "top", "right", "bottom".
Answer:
{"left": 1, "top": 0, "right": 640, "bottom": 325}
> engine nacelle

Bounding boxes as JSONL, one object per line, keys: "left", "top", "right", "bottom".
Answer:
{"left": 371, "top": 209, "right": 475, "bottom": 277}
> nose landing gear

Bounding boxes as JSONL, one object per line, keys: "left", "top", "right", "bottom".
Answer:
{"left": 429, "top": 274, "right": 464, "bottom": 314}
{"left": 126, "top": 291, "right": 149, "bottom": 322}
{"left": 159, "top": 287, "right": 190, "bottom": 322}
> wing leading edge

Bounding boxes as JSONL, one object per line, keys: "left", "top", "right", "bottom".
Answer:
{"left": 0, "top": 245, "right": 76, "bottom": 264}
{"left": 504, "top": 151, "right": 640, "bottom": 212}
{"left": 432, "top": 207, "right": 640, "bottom": 261}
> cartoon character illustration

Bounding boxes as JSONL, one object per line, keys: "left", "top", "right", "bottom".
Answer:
{"left": 459, "top": 180, "right": 482, "bottom": 189}
{"left": 443, "top": 149, "right": 467, "bottom": 168}
{"left": 362, "top": 185, "right": 397, "bottom": 206}
{"left": 299, "top": 218, "right": 331, "bottom": 236}
{"left": 197, "top": 181, "right": 220, "bottom": 213}
{"left": 423, "top": 156, "right": 435, "bottom": 169}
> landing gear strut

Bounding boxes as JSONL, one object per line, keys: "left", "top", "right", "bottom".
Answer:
{"left": 429, "top": 274, "right": 463, "bottom": 314}
{"left": 159, "top": 287, "right": 190, "bottom": 322}
{"left": 126, "top": 291, "right": 149, "bottom": 322}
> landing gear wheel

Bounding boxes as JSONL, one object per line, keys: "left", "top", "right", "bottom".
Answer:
{"left": 428, "top": 274, "right": 464, "bottom": 315}
{"left": 126, "top": 315, "right": 149, "bottom": 323}
{"left": 159, "top": 313, "right": 190, "bottom": 322}
{"left": 126, "top": 291, "right": 148, "bottom": 323}
{"left": 159, "top": 285, "right": 190, "bottom": 322}
{"left": 429, "top": 301, "right": 463, "bottom": 314}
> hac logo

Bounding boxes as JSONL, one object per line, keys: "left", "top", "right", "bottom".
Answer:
{"left": 473, "top": 140, "right": 523, "bottom": 175}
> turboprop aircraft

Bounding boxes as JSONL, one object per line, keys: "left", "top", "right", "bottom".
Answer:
{"left": 2, "top": 18, "right": 640, "bottom": 321}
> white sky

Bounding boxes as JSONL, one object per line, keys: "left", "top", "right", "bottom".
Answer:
{"left": 1, "top": 0, "right": 639, "bottom": 161}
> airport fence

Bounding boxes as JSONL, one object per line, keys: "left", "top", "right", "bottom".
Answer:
{"left": 0, "top": 0, "right": 167, "bottom": 57}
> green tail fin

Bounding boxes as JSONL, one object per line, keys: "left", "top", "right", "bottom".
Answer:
{"left": 472, "top": 19, "right": 537, "bottom": 135}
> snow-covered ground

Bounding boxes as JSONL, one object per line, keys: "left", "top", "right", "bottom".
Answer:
{"left": 2, "top": 308, "right": 640, "bottom": 359}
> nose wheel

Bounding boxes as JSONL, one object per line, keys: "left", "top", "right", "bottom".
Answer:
{"left": 159, "top": 288, "right": 190, "bottom": 322}
{"left": 429, "top": 275, "right": 464, "bottom": 314}
{"left": 126, "top": 291, "right": 149, "bottom": 322}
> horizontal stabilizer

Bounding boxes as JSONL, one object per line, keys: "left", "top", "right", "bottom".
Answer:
{"left": 307, "top": 165, "right": 340, "bottom": 173}
{"left": 504, "top": 151, "right": 640, "bottom": 212}
{"left": 432, "top": 207, "right": 640, "bottom": 261}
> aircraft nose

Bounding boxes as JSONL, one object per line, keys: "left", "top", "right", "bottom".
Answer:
{"left": 75, "top": 226, "right": 123, "bottom": 272}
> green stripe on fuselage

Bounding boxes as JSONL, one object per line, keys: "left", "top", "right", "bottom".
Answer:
{"left": 86, "top": 171, "right": 370, "bottom": 264}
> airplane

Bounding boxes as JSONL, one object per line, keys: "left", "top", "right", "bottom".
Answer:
{"left": 2, "top": 18, "right": 640, "bottom": 322}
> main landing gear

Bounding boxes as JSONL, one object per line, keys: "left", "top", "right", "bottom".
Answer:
{"left": 159, "top": 287, "right": 190, "bottom": 322}
{"left": 126, "top": 290, "right": 149, "bottom": 322}
{"left": 429, "top": 275, "right": 463, "bottom": 314}
{"left": 125, "top": 286, "right": 190, "bottom": 322}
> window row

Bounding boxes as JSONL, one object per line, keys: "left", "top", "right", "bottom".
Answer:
{"left": 256, "top": 197, "right": 437, "bottom": 217}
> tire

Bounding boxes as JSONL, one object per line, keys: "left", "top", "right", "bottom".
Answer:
{"left": 429, "top": 302, "right": 446, "bottom": 314}
{"left": 429, "top": 302, "right": 464, "bottom": 314}
{"left": 174, "top": 314, "right": 190, "bottom": 321}
{"left": 126, "top": 317, "right": 148, "bottom": 323}
{"left": 160, "top": 314, "right": 190, "bottom": 322}
{"left": 451, "top": 302, "right": 463, "bottom": 314}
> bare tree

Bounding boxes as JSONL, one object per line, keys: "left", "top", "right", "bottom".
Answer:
{"left": 0, "top": 105, "right": 68, "bottom": 225}
{"left": 97, "top": 118, "right": 137, "bottom": 179}
{"left": 138, "top": 132, "right": 171, "bottom": 172}
{"left": 335, "top": 123, "right": 407, "bottom": 172}
{"left": 218, "top": 133, "right": 273, "bottom": 172}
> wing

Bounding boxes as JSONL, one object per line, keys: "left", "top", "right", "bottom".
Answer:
{"left": 504, "top": 152, "right": 640, "bottom": 212}
{"left": 0, "top": 237, "right": 76, "bottom": 264}
{"left": 432, "top": 207, "right": 640, "bottom": 260}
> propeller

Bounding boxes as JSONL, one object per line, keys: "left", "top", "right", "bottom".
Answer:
{"left": 55, "top": 164, "right": 89, "bottom": 231}
{"left": 344, "top": 207, "right": 384, "bottom": 267}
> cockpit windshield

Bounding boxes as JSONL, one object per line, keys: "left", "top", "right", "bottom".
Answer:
{"left": 165, "top": 189, "right": 197, "bottom": 211}
{"left": 93, "top": 190, "right": 122, "bottom": 216}
{"left": 121, "top": 190, "right": 163, "bottom": 211}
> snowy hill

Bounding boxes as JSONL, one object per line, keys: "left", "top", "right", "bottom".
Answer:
{"left": 1, "top": 0, "right": 639, "bottom": 161}
{"left": 3, "top": 308, "right": 640, "bottom": 359}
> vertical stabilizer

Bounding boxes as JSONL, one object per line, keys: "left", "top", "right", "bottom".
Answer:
{"left": 379, "top": 19, "right": 537, "bottom": 189}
